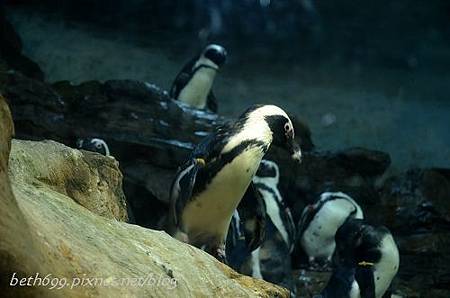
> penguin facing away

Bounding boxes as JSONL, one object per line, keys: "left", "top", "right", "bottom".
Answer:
{"left": 320, "top": 218, "right": 400, "bottom": 298}
{"left": 170, "top": 44, "right": 227, "bottom": 113}
{"left": 252, "top": 160, "right": 296, "bottom": 253}
{"left": 168, "top": 104, "right": 302, "bottom": 262}
{"left": 76, "top": 138, "right": 110, "bottom": 156}
{"left": 298, "top": 192, "right": 364, "bottom": 268}
{"left": 227, "top": 159, "right": 297, "bottom": 294}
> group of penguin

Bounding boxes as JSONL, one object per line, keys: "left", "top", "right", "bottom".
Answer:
{"left": 76, "top": 44, "right": 400, "bottom": 298}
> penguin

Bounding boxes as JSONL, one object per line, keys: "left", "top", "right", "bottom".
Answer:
{"left": 320, "top": 218, "right": 400, "bottom": 298}
{"left": 297, "top": 192, "right": 364, "bottom": 268}
{"left": 170, "top": 44, "right": 227, "bottom": 113}
{"left": 76, "top": 138, "right": 110, "bottom": 156}
{"left": 168, "top": 104, "right": 302, "bottom": 262}
{"left": 227, "top": 159, "right": 297, "bottom": 294}
{"left": 252, "top": 160, "right": 296, "bottom": 253}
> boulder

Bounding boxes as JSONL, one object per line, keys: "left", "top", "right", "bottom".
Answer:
{"left": 0, "top": 96, "right": 289, "bottom": 297}
{"left": 377, "top": 168, "right": 450, "bottom": 234}
{"left": 9, "top": 140, "right": 128, "bottom": 222}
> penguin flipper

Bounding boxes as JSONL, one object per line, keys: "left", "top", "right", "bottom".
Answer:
{"left": 237, "top": 182, "right": 266, "bottom": 251}
{"left": 170, "top": 57, "right": 197, "bottom": 99}
{"left": 169, "top": 158, "right": 203, "bottom": 227}
{"left": 170, "top": 72, "right": 191, "bottom": 99}
{"left": 206, "top": 91, "right": 218, "bottom": 113}
{"left": 283, "top": 206, "right": 297, "bottom": 252}
{"left": 297, "top": 204, "right": 317, "bottom": 239}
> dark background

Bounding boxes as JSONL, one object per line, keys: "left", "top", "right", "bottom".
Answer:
{"left": 4, "top": 0, "right": 450, "bottom": 170}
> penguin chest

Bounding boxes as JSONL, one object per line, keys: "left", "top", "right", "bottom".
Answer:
{"left": 373, "top": 235, "right": 399, "bottom": 297}
{"left": 182, "top": 148, "right": 264, "bottom": 241}
{"left": 259, "top": 188, "right": 290, "bottom": 248}
{"left": 178, "top": 68, "right": 216, "bottom": 108}
{"left": 301, "top": 200, "right": 361, "bottom": 259}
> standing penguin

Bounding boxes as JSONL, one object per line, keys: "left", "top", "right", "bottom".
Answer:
{"left": 76, "top": 138, "right": 110, "bottom": 156}
{"left": 170, "top": 44, "right": 227, "bottom": 113}
{"left": 227, "top": 159, "right": 297, "bottom": 294}
{"left": 320, "top": 218, "right": 399, "bottom": 298}
{"left": 168, "top": 104, "right": 302, "bottom": 262}
{"left": 298, "top": 192, "right": 364, "bottom": 268}
{"left": 252, "top": 160, "right": 296, "bottom": 253}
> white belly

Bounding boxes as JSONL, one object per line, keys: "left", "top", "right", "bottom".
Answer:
{"left": 301, "top": 200, "right": 363, "bottom": 260}
{"left": 178, "top": 68, "right": 216, "bottom": 109}
{"left": 259, "top": 188, "right": 290, "bottom": 247}
{"left": 182, "top": 148, "right": 264, "bottom": 243}
{"left": 250, "top": 248, "right": 263, "bottom": 279}
{"left": 373, "top": 234, "right": 399, "bottom": 297}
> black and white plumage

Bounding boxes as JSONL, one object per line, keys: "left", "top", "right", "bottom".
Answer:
{"left": 170, "top": 44, "right": 227, "bottom": 113}
{"left": 168, "top": 104, "right": 302, "bottom": 262}
{"left": 320, "top": 218, "right": 399, "bottom": 298}
{"left": 76, "top": 138, "right": 110, "bottom": 156}
{"left": 298, "top": 192, "right": 364, "bottom": 267}
{"left": 227, "top": 159, "right": 297, "bottom": 294}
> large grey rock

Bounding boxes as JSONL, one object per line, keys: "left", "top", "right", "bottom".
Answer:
{"left": 9, "top": 139, "right": 128, "bottom": 222}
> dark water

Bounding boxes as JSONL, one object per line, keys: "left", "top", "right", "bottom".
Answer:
{"left": 7, "top": 2, "right": 450, "bottom": 171}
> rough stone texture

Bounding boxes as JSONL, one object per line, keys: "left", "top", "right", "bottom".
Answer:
{"left": 377, "top": 168, "right": 450, "bottom": 234}
{"left": 0, "top": 96, "right": 289, "bottom": 297}
{"left": 0, "top": 94, "right": 52, "bottom": 298}
{"left": 9, "top": 139, "right": 128, "bottom": 222}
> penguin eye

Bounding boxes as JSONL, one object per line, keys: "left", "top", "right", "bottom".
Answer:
{"left": 95, "top": 143, "right": 102, "bottom": 149}
{"left": 284, "top": 122, "right": 293, "bottom": 138}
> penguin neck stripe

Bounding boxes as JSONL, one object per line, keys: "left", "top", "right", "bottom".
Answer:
{"left": 192, "top": 139, "right": 268, "bottom": 196}
{"left": 193, "top": 64, "right": 219, "bottom": 72}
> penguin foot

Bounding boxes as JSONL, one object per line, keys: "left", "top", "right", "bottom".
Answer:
{"left": 308, "top": 261, "right": 332, "bottom": 272}
{"left": 213, "top": 245, "right": 227, "bottom": 264}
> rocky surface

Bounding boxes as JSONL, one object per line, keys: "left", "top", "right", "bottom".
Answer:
{"left": 0, "top": 96, "right": 289, "bottom": 297}
{"left": 9, "top": 139, "right": 128, "bottom": 222}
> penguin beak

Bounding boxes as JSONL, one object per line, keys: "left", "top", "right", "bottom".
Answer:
{"left": 289, "top": 139, "right": 302, "bottom": 163}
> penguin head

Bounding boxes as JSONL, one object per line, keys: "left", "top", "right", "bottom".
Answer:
{"left": 236, "top": 105, "right": 301, "bottom": 162}
{"left": 76, "top": 138, "right": 110, "bottom": 156}
{"left": 262, "top": 106, "right": 302, "bottom": 162}
{"left": 202, "top": 44, "right": 227, "bottom": 67}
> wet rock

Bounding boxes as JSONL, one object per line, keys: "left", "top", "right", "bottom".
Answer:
{"left": 9, "top": 139, "right": 128, "bottom": 221}
{"left": 377, "top": 168, "right": 450, "bottom": 234}
{"left": 0, "top": 72, "right": 66, "bottom": 141}
{"left": 333, "top": 147, "right": 391, "bottom": 177}
{"left": 0, "top": 96, "right": 289, "bottom": 298}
